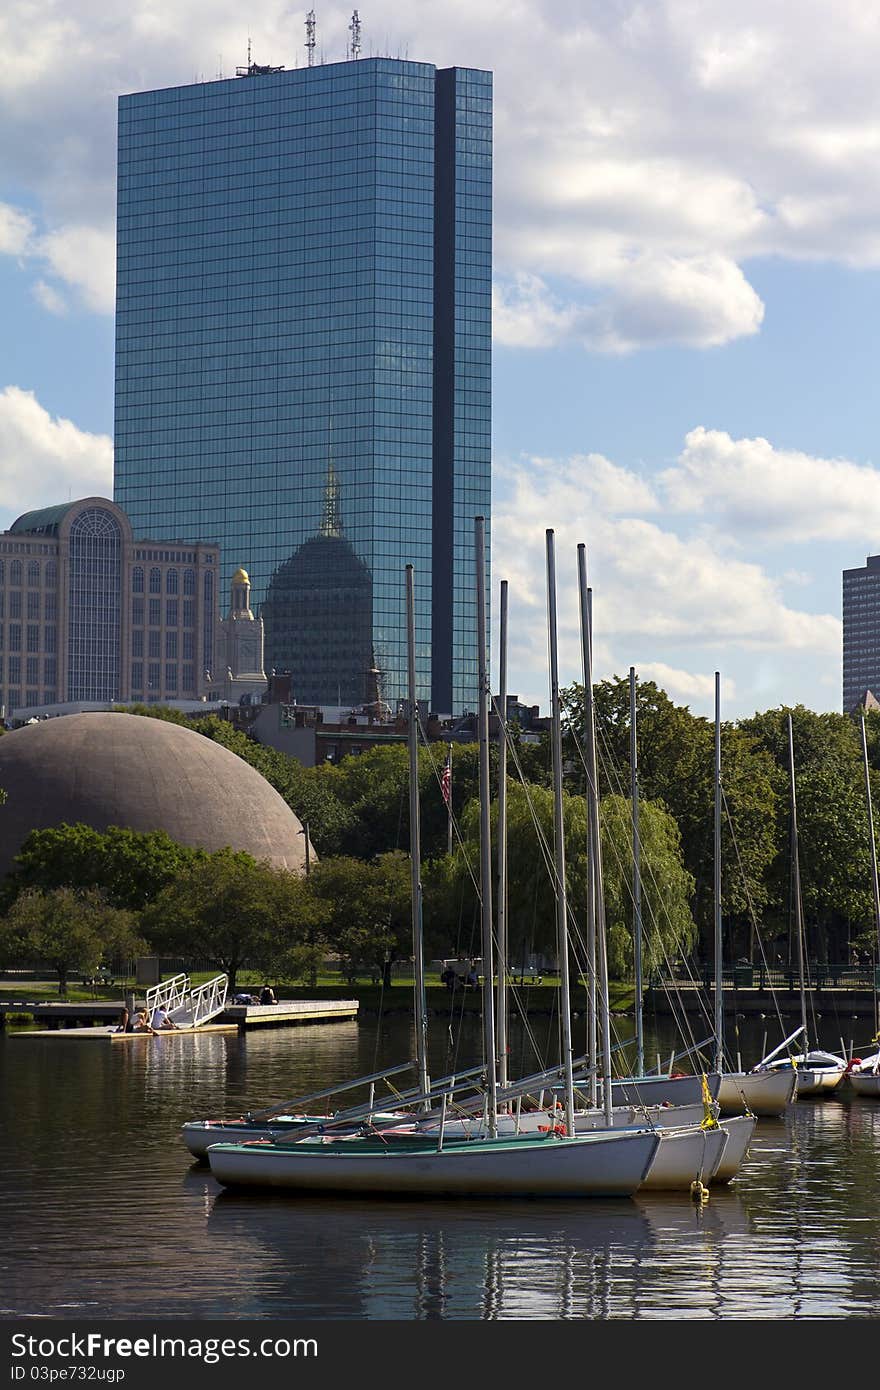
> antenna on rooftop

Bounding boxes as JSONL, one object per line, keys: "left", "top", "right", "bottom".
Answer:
{"left": 305, "top": 9, "right": 316, "bottom": 66}
{"left": 349, "top": 10, "right": 361, "bottom": 60}
{"left": 236, "top": 34, "right": 285, "bottom": 77}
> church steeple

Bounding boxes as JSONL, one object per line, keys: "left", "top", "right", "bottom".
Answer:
{"left": 229, "top": 566, "right": 253, "bottom": 619}
{"left": 320, "top": 461, "right": 343, "bottom": 539}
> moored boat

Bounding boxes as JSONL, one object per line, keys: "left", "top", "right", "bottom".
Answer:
{"left": 848, "top": 1052, "right": 880, "bottom": 1097}
{"left": 759, "top": 1049, "right": 847, "bottom": 1097}
{"left": 207, "top": 1126, "right": 661, "bottom": 1197}
{"left": 716, "top": 1068, "right": 797, "bottom": 1117}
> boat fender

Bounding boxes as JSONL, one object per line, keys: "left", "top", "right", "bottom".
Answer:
{"left": 689, "top": 1179, "right": 709, "bottom": 1205}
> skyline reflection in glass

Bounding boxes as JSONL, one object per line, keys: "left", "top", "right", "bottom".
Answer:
{"left": 114, "top": 57, "right": 491, "bottom": 714}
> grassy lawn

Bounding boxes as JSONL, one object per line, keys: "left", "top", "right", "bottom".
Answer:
{"left": 1, "top": 973, "right": 636, "bottom": 1014}
{"left": 0, "top": 980, "right": 137, "bottom": 1003}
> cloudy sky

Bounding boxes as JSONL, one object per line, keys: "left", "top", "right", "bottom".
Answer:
{"left": 2, "top": 0, "right": 880, "bottom": 718}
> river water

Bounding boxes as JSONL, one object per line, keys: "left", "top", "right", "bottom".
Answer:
{"left": 2, "top": 1010, "right": 880, "bottom": 1320}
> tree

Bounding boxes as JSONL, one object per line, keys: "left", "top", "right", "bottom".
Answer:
{"left": 564, "top": 677, "right": 778, "bottom": 960}
{"left": 309, "top": 851, "right": 413, "bottom": 986}
{"left": 738, "top": 706, "right": 875, "bottom": 962}
{"left": 0, "top": 887, "right": 144, "bottom": 995}
{"left": 442, "top": 780, "right": 697, "bottom": 980}
{"left": 141, "top": 851, "right": 323, "bottom": 994}
{"left": 3, "top": 824, "right": 208, "bottom": 912}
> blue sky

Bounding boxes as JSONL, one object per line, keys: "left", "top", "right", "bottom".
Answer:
{"left": 2, "top": 1, "right": 880, "bottom": 719}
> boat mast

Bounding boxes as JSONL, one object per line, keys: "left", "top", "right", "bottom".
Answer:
{"left": 787, "top": 713, "right": 809, "bottom": 1052}
{"left": 630, "top": 667, "right": 644, "bottom": 1079}
{"left": 859, "top": 713, "right": 880, "bottom": 1039}
{"left": 496, "top": 579, "right": 510, "bottom": 1093}
{"left": 546, "top": 529, "right": 576, "bottom": 1134}
{"left": 474, "top": 516, "right": 498, "bottom": 1137}
{"left": 405, "top": 564, "right": 430, "bottom": 1105}
{"left": 585, "top": 589, "right": 597, "bottom": 1103}
{"left": 577, "top": 544, "right": 613, "bottom": 1124}
{"left": 714, "top": 671, "right": 724, "bottom": 1075}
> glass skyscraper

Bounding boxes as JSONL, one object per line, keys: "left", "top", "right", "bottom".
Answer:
{"left": 114, "top": 57, "right": 491, "bottom": 715}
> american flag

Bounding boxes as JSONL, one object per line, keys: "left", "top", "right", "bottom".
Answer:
{"left": 441, "top": 746, "right": 452, "bottom": 808}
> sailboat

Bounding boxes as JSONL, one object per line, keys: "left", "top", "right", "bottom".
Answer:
{"left": 845, "top": 712, "right": 880, "bottom": 1097}
{"left": 208, "top": 525, "right": 662, "bottom": 1196}
{"left": 528, "top": 542, "right": 750, "bottom": 1191}
{"left": 709, "top": 674, "right": 796, "bottom": 1119}
{"left": 754, "top": 714, "right": 846, "bottom": 1097}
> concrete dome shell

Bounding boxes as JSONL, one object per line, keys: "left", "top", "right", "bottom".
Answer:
{"left": 0, "top": 712, "right": 309, "bottom": 878}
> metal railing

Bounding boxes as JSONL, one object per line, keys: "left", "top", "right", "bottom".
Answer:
{"left": 171, "top": 974, "right": 228, "bottom": 1028}
{"left": 650, "top": 963, "right": 880, "bottom": 992}
{"left": 143, "top": 972, "right": 228, "bottom": 1027}
{"left": 145, "top": 972, "right": 190, "bottom": 1016}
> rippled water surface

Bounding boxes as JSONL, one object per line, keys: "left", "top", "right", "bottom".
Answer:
{"left": 3, "top": 1013, "right": 880, "bottom": 1319}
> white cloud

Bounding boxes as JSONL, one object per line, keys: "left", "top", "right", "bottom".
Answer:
{"left": 38, "top": 224, "right": 116, "bottom": 315}
{"left": 495, "top": 255, "right": 765, "bottom": 353}
{"left": 491, "top": 442, "right": 842, "bottom": 711}
{"left": 3, "top": 2, "right": 880, "bottom": 343}
{"left": 0, "top": 201, "right": 33, "bottom": 256}
{"left": 0, "top": 386, "right": 113, "bottom": 522}
{"left": 0, "top": 198, "right": 114, "bottom": 313}
{"left": 634, "top": 663, "right": 736, "bottom": 706}
{"left": 662, "top": 426, "right": 880, "bottom": 542}
{"left": 493, "top": 274, "right": 579, "bottom": 349}
{"left": 31, "top": 279, "right": 67, "bottom": 316}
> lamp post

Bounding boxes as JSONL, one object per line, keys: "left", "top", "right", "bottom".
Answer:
{"left": 299, "top": 822, "right": 311, "bottom": 876}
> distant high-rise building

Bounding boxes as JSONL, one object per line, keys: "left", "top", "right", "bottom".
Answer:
{"left": 842, "top": 554, "right": 880, "bottom": 711}
{"left": 114, "top": 56, "right": 492, "bottom": 714}
{"left": 0, "top": 497, "right": 220, "bottom": 716}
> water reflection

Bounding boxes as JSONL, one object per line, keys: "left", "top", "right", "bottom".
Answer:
{"left": 205, "top": 1189, "right": 658, "bottom": 1319}
{"left": 3, "top": 1017, "right": 880, "bottom": 1319}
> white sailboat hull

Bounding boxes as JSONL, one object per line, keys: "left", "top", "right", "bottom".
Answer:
{"left": 757, "top": 1051, "right": 846, "bottom": 1098}
{"left": 793, "top": 1069, "right": 845, "bottom": 1096}
{"left": 207, "top": 1129, "right": 660, "bottom": 1197}
{"left": 609, "top": 1074, "right": 720, "bottom": 1107}
{"left": 849, "top": 1072, "right": 880, "bottom": 1097}
{"left": 711, "top": 1114, "right": 758, "bottom": 1184}
{"left": 637, "top": 1125, "right": 727, "bottom": 1191}
{"left": 716, "top": 1069, "right": 797, "bottom": 1116}
{"left": 846, "top": 1054, "right": 880, "bottom": 1096}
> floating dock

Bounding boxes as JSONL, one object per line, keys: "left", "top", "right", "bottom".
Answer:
{"left": 1, "top": 998, "right": 360, "bottom": 1036}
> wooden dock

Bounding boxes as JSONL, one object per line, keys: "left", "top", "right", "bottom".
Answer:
{"left": 2, "top": 997, "right": 360, "bottom": 1036}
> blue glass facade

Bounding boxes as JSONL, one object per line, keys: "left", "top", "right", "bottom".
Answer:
{"left": 114, "top": 58, "right": 491, "bottom": 714}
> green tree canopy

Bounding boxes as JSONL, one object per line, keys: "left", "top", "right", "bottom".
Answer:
{"left": 4, "top": 824, "right": 209, "bottom": 912}
{"left": 441, "top": 780, "right": 696, "bottom": 980}
{"left": 0, "top": 887, "right": 144, "bottom": 995}
{"left": 141, "top": 851, "right": 323, "bottom": 994}
{"left": 309, "top": 850, "right": 413, "bottom": 986}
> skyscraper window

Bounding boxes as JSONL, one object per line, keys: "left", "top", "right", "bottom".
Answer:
{"left": 114, "top": 56, "right": 491, "bottom": 713}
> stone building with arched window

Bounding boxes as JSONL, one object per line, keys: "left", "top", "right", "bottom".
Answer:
{"left": 0, "top": 497, "right": 240, "bottom": 718}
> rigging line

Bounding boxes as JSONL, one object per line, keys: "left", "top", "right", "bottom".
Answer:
{"left": 495, "top": 690, "right": 681, "bottom": 1074}
{"left": 585, "top": 711, "right": 717, "bottom": 1056}
{"left": 488, "top": 696, "right": 620, "bottom": 1075}
{"left": 568, "top": 716, "right": 706, "bottom": 1061}
{"left": 422, "top": 699, "right": 555, "bottom": 1074}
{"left": 720, "top": 781, "right": 790, "bottom": 1049}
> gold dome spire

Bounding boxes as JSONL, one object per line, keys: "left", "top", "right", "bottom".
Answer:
{"left": 232, "top": 567, "right": 250, "bottom": 585}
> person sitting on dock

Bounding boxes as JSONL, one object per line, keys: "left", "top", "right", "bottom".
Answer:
{"left": 150, "top": 1004, "right": 179, "bottom": 1030}
{"left": 129, "top": 1010, "right": 157, "bottom": 1034}
{"left": 114, "top": 1007, "right": 131, "bottom": 1034}
{"left": 259, "top": 985, "right": 277, "bottom": 1005}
